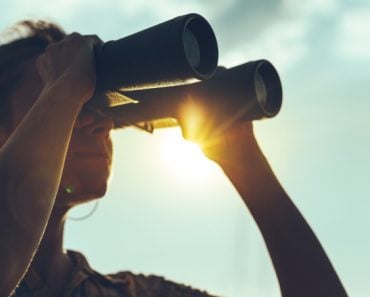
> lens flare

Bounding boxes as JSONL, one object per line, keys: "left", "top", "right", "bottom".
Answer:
{"left": 160, "top": 128, "right": 218, "bottom": 181}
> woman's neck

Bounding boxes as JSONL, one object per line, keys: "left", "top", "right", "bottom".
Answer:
{"left": 28, "top": 207, "right": 74, "bottom": 294}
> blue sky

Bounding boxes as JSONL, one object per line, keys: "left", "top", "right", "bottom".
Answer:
{"left": 1, "top": 0, "right": 369, "bottom": 296}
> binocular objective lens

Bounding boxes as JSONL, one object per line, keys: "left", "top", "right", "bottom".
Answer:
{"left": 183, "top": 28, "right": 200, "bottom": 69}
{"left": 255, "top": 72, "right": 268, "bottom": 108}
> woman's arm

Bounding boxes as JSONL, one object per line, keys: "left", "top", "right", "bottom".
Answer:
{"left": 0, "top": 34, "right": 98, "bottom": 297}
{"left": 202, "top": 122, "right": 347, "bottom": 297}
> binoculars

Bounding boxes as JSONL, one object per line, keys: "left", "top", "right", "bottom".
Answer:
{"left": 89, "top": 13, "right": 282, "bottom": 136}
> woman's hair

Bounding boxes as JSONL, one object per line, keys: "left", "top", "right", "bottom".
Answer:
{"left": 0, "top": 20, "right": 66, "bottom": 127}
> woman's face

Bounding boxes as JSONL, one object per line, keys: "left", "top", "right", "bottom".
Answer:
{"left": 5, "top": 57, "right": 114, "bottom": 208}
{"left": 59, "top": 107, "right": 114, "bottom": 207}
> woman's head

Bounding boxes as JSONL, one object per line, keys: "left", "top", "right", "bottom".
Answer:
{"left": 0, "top": 20, "right": 114, "bottom": 209}
{"left": 0, "top": 20, "right": 66, "bottom": 131}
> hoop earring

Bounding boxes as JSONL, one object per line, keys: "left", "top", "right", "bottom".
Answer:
{"left": 68, "top": 201, "right": 99, "bottom": 221}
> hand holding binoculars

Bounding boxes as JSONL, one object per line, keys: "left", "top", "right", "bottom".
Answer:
{"left": 88, "top": 13, "right": 283, "bottom": 137}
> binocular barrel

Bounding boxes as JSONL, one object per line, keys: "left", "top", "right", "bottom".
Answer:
{"left": 95, "top": 13, "right": 218, "bottom": 92}
{"left": 97, "top": 60, "right": 282, "bottom": 130}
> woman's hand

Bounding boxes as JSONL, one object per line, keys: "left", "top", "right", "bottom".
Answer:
{"left": 36, "top": 33, "right": 102, "bottom": 104}
{"left": 199, "top": 121, "right": 257, "bottom": 166}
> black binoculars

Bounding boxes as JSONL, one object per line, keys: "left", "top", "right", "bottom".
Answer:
{"left": 89, "top": 13, "right": 283, "bottom": 134}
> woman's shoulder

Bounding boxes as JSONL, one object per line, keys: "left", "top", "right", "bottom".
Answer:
{"left": 69, "top": 250, "right": 217, "bottom": 297}
{"left": 108, "top": 271, "right": 217, "bottom": 297}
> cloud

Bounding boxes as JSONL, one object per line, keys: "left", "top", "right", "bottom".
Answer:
{"left": 335, "top": 7, "right": 370, "bottom": 59}
{"left": 217, "top": 0, "right": 339, "bottom": 71}
{"left": 281, "top": 0, "right": 339, "bottom": 18}
{"left": 112, "top": 0, "right": 237, "bottom": 19}
{"left": 220, "top": 18, "right": 309, "bottom": 72}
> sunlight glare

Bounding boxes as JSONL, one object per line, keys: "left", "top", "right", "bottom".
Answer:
{"left": 159, "top": 128, "right": 219, "bottom": 181}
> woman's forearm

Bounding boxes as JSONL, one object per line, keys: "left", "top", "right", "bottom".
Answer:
{"left": 0, "top": 83, "right": 84, "bottom": 297}
{"left": 219, "top": 137, "right": 347, "bottom": 297}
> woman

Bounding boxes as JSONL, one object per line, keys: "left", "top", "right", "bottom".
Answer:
{"left": 0, "top": 20, "right": 347, "bottom": 297}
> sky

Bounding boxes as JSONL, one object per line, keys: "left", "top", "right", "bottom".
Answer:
{"left": 1, "top": 0, "right": 370, "bottom": 296}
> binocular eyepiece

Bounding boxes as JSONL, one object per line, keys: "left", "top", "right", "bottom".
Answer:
{"left": 89, "top": 13, "right": 283, "bottom": 134}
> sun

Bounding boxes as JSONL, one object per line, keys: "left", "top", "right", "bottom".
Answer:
{"left": 158, "top": 128, "right": 219, "bottom": 181}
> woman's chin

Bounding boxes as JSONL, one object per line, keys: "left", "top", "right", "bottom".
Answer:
{"left": 56, "top": 178, "right": 109, "bottom": 207}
